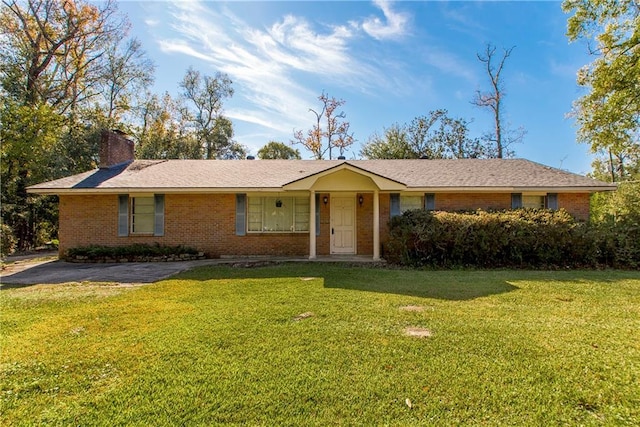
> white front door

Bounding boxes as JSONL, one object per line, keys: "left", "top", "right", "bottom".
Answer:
{"left": 331, "top": 196, "right": 355, "bottom": 254}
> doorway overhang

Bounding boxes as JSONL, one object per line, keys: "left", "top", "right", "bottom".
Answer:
{"left": 283, "top": 162, "right": 406, "bottom": 192}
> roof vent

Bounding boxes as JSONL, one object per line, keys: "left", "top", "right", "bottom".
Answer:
{"left": 246, "top": 155, "right": 255, "bottom": 160}
{"left": 337, "top": 156, "right": 346, "bottom": 160}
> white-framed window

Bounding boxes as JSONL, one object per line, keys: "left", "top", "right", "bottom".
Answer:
{"left": 247, "top": 196, "right": 310, "bottom": 233}
{"left": 522, "top": 195, "right": 545, "bottom": 209}
{"left": 400, "top": 195, "right": 423, "bottom": 213}
{"left": 131, "top": 196, "right": 155, "bottom": 234}
{"left": 119, "top": 194, "right": 164, "bottom": 237}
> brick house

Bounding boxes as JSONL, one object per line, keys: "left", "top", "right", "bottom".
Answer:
{"left": 28, "top": 130, "right": 616, "bottom": 260}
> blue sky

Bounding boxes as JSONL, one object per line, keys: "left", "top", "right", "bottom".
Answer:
{"left": 118, "top": 1, "right": 594, "bottom": 174}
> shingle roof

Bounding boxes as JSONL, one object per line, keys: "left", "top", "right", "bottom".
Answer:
{"left": 27, "top": 158, "right": 615, "bottom": 193}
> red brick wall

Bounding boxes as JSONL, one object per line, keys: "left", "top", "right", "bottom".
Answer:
{"left": 435, "top": 193, "right": 512, "bottom": 211}
{"left": 59, "top": 191, "right": 593, "bottom": 257}
{"left": 99, "top": 130, "right": 134, "bottom": 168}
{"left": 558, "top": 193, "right": 590, "bottom": 221}
{"left": 59, "top": 194, "right": 308, "bottom": 257}
{"left": 317, "top": 193, "right": 330, "bottom": 255}
{"left": 357, "top": 193, "right": 373, "bottom": 255}
{"left": 433, "top": 192, "right": 590, "bottom": 220}
{"left": 59, "top": 195, "right": 119, "bottom": 253}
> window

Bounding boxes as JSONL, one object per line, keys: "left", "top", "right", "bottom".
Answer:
{"left": 400, "top": 196, "right": 422, "bottom": 213}
{"left": 522, "top": 195, "right": 545, "bottom": 209}
{"left": 391, "top": 193, "right": 435, "bottom": 217}
{"left": 512, "top": 193, "right": 558, "bottom": 210}
{"left": 247, "top": 196, "right": 309, "bottom": 232}
{"left": 118, "top": 194, "right": 164, "bottom": 237}
{"left": 131, "top": 197, "right": 155, "bottom": 233}
{"left": 425, "top": 193, "right": 436, "bottom": 211}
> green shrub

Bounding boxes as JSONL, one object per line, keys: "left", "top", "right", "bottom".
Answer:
{"left": 35, "top": 221, "right": 57, "bottom": 248}
{"left": 66, "top": 243, "right": 199, "bottom": 261}
{"left": 1, "top": 223, "right": 17, "bottom": 257}
{"left": 387, "top": 209, "right": 638, "bottom": 269}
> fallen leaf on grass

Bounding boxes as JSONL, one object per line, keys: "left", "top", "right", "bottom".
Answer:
{"left": 293, "top": 312, "right": 314, "bottom": 321}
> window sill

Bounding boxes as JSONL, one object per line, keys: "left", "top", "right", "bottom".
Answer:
{"left": 246, "top": 231, "right": 309, "bottom": 234}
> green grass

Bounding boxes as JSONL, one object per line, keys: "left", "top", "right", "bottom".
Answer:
{"left": 1, "top": 265, "right": 639, "bottom": 426}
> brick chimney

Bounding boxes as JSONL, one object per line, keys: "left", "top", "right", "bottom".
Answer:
{"left": 100, "top": 129, "right": 134, "bottom": 169}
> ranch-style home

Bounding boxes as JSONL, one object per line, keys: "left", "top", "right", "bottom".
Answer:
{"left": 28, "top": 130, "right": 616, "bottom": 260}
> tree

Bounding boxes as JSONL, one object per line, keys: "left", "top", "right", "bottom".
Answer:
{"left": 136, "top": 92, "right": 200, "bottom": 159}
{"left": 360, "top": 123, "right": 413, "bottom": 159}
{"left": 361, "top": 110, "right": 486, "bottom": 159}
{"left": 591, "top": 145, "right": 640, "bottom": 183}
{"left": 0, "top": 99, "right": 63, "bottom": 249}
{"left": 471, "top": 44, "right": 525, "bottom": 158}
{"left": 293, "top": 92, "right": 355, "bottom": 159}
{"left": 179, "top": 67, "right": 243, "bottom": 159}
{"left": 97, "top": 37, "right": 155, "bottom": 125}
{"left": 213, "top": 117, "right": 246, "bottom": 159}
{"left": 563, "top": 0, "right": 639, "bottom": 182}
{"left": 0, "top": 0, "right": 144, "bottom": 249}
{"left": 0, "top": 0, "right": 127, "bottom": 112}
{"left": 257, "top": 141, "right": 301, "bottom": 159}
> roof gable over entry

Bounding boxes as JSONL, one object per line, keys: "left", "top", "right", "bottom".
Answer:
{"left": 283, "top": 163, "right": 406, "bottom": 191}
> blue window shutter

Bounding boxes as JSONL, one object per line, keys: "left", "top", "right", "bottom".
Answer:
{"left": 425, "top": 193, "right": 435, "bottom": 211}
{"left": 315, "top": 193, "right": 320, "bottom": 236}
{"left": 390, "top": 193, "right": 401, "bottom": 217}
{"left": 154, "top": 194, "right": 165, "bottom": 236}
{"left": 511, "top": 193, "right": 522, "bottom": 209}
{"left": 118, "top": 195, "right": 128, "bottom": 236}
{"left": 546, "top": 193, "right": 558, "bottom": 210}
{"left": 236, "top": 194, "right": 246, "bottom": 236}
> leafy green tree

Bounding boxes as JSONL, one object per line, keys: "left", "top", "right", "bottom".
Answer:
{"left": 591, "top": 181, "right": 640, "bottom": 225}
{"left": 209, "top": 116, "right": 246, "bottom": 160}
{"left": 361, "top": 123, "right": 413, "bottom": 159}
{"left": 0, "top": 0, "right": 126, "bottom": 112}
{"left": 136, "top": 92, "right": 200, "bottom": 159}
{"left": 0, "top": 0, "right": 151, "bottom": 249}
{"left": 563, "top": 0, "right": 639, "bottom": 182}
{"left": 97, "top": 37, "right": 155, "bottom": 124}
{"left": 179, "top": 67, "right": 244, "bottom": 159}
{"left": 361, "top": 110, "right": 486, "bottom": 159}
{"left": 257, "top": 141, "right": 301, "bottom": 159}
{"left": 0, "top": 100, "right": 63, "bottom": 249}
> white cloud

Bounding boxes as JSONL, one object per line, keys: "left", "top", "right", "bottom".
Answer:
{"left": 361, "top": 0, "right": 410, "bottom": 40}
{"left": 157, "top": 40, "right": 214, "bottom": 62}
{"left": 155, "top": 0, "right": 386, "bottom": 138}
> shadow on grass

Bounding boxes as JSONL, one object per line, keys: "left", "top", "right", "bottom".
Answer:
{"left": 173, "top": 263, "right": 521, "bottom": 301}
{"left": 324, "top": 275, "right": 519, "bottom": 301}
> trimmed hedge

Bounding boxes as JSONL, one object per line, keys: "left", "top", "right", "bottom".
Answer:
{"left": 386, "top": 209, "right": 639, "bottom": 269}
{"left": 66, "top": 243, "right": 203, "bottom": 263}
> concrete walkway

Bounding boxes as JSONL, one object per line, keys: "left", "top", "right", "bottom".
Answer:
{"left": 0, "top": 254, "right": 384, "bottom": 287}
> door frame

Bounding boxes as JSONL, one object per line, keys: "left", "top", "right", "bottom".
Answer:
{"left": 330, "top": 193, "right": 357, "bottom": 255}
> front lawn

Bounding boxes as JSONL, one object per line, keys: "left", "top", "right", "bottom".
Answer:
{"left": 1, "top": 265, "right": 639, "bottom": 425}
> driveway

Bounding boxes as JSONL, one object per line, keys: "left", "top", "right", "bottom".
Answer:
{"left": 0, "top": 256, "right": 217, "bottom": 287}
